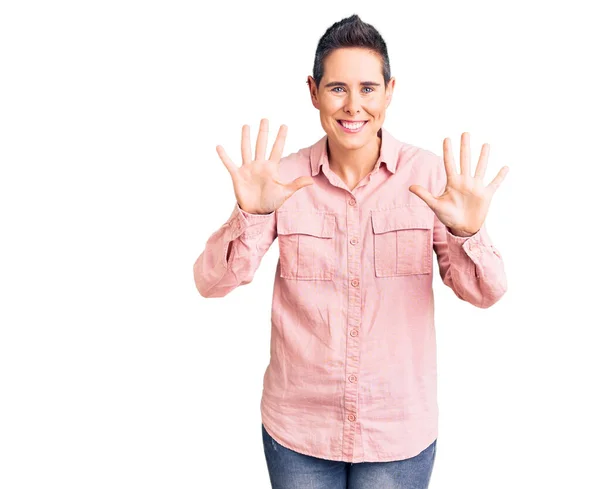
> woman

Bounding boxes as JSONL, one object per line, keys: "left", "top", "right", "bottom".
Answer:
{"left": 194, "top": 14, "right": 508, "bottom": 489}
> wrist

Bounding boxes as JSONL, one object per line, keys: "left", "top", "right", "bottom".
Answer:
{"left": 448, "top": 227, "right": 476, "bottom": 238}
{"left": 238, "top": 203, "right": 271, "bottom": 215}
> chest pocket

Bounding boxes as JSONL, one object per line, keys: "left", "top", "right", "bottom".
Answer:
{"left": 276, "top": 212, "right": 336, "bottom": 280}
{"left": 371, "top": 206, "right": 433, "bottom": 277}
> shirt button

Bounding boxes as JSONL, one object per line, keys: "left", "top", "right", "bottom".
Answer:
{"left": 349, "top": 375, "right": 357, "bottom": 382}
{"left": 350, "top": 329, "right": 358, "bottom": 337}
{"left": 350, "top": 237, "right": 358, "bottom": 245}
{"left": 351, "top": 279, "right": 359, "bottom": 287}
{"left": 348, "top": 414, "right": 356, "bottom": 422}
{"left": 348, "top": 199, "right": 356, "bottom": 206}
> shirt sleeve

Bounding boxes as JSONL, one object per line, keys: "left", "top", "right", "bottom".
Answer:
{"left": 431, "top": 157, "right": 508, "bottom": 308}
{"left": 193, "top": 202, "right": 277, "bottom": 298}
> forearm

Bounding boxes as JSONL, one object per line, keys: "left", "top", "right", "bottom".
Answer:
{"left": 440, "top": 224, "right": 507, "bottom": 308}
{"left": 193, "top": 203, "right": 276, "bottom": 298}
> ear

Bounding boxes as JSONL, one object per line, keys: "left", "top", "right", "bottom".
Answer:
{"left": 307, "top": 76, "right": 319, "bottom": 109}
{"left": 385, "top": 77, "right": 396, "bottom": 109}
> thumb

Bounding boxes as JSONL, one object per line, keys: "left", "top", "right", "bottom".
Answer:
{"left": 408, "top": 185, "right": 437, "bottom": 208}
{"left": 286, "top": 176, "right": 315, "bottom": 193}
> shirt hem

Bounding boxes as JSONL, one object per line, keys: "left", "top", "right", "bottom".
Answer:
{"left": 261, "top": 410, "right": 438, "bottom": 463}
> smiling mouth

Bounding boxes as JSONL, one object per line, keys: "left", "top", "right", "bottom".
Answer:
{"left": 337, "top": 120, "right": 368, "bottom": 133}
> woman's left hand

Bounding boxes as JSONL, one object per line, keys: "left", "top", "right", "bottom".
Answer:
{"left": 408, "top": 132, "right": 509, "bottom": 237}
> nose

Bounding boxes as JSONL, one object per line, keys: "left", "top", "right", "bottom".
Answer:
{"left": 344, "top": 90, "right": 361, "bottom": 116}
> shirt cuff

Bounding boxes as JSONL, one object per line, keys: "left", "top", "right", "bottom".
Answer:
{"left": 224, "top": 202, "right": 275, "bottom": 240}
{"left": 445, "top": 225, "right": 494, "bottom": 275}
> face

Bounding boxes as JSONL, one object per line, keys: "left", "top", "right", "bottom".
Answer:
{"left": 308, "top": 47, "right": 395, "bottom": 151}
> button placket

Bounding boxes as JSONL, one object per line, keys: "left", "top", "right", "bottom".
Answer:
{"left": 343, "top": 194, "right": 361, "bottom": 458}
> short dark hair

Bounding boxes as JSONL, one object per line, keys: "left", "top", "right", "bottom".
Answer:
{"left": 312, "top": 14, "right": 391, "bottom": 89}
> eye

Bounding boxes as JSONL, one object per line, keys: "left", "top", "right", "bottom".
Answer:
{"left": 330, "top": 86, "right": 374, "bottom": 93}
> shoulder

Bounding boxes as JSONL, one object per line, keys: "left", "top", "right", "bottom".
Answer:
{"left": 387, "top": 134, "right": 445, "bottom": 192}
{"left": 277, "top": 131, "right": 325, "bottom": 173}
{"left": 394, "top": 138, "right": 443, "bottom": 175}
{"left": 276, "top": 145, "right": 313, "bottom": 181}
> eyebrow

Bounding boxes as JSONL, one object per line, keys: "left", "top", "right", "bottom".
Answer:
{"left": 323, "top": 81, "right": 381, "bottom": 88}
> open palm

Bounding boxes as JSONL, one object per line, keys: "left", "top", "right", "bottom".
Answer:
{"left": 216, "top": 119, "right": 314, "bottom": 215}
{"left": 409, "top": 133, "right": 509, "bottom": 237}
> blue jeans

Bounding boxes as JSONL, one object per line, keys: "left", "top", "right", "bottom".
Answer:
{"left": 262, "top": 423, "right": 437, "bottom": 489}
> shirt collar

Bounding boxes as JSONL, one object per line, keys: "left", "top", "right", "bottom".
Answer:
{"left": 309, "top": 126, "right": 398, "bottom": 177}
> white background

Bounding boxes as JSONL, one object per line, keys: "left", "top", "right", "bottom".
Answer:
{"left": 1, "top": 1, "right": 598, "bottom": 487}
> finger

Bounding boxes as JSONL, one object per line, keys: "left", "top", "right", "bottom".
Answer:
{"left": 443, "top": 138, "right": 457, "bottom": 179}
{"left": 241, "top": 124, "right": 252, "bottom": 165}
{"left": 460, "top": 132, "right": 470, "bottom": 175}
{"left": 216, "top": 145, "right": 237, "bottom": 176}
{"left": 474, "top": 143, "right": 490, "bottom": 180}
{"left": 269, "top": 124, "right": 288, "bottom": 162}
{"left": 255, "top": 118, "right": 269, "bottom": 161}
{"left": 486, "top": 166, "right": 509, "bottom": 194}
{"left": 408, "top": 184, "right": 437, "bottom": 209}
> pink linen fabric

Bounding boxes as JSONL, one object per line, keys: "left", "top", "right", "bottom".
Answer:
{"left": 193, "top": 127, "right": 507, "bottom": 463}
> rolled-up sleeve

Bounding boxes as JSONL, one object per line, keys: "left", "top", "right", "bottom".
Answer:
{"left": 431, "top": 157, "right": 507, "bottom": 308}
{"left": 193, "top": 202, "right": 277, "bottom": 298}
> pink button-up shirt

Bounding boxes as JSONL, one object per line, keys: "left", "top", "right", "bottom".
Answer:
{"left": 193, "top": 127, "right": 507, "bottom": 463}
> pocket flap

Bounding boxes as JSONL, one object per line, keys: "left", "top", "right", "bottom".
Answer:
{"left": 277, "top": 212, "right": 335, "bottom": 238}
{"left": 371, "top": 206, "right": 432, "bottom": 234}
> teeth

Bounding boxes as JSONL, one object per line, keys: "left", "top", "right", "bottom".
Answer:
{"left": 340, "top": 121, "right": 366, "bottom": 130}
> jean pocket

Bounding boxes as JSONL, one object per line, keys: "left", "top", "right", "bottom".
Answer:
{"left": 276, "top": 211, "right": 336, "bottom": 280}
{"left": 371, "top": 206, "right": 433, "bottom": 277}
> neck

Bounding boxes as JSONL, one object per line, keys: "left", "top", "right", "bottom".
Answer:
{"left": 327, "top": 133, "right": 382, "bottom": 185}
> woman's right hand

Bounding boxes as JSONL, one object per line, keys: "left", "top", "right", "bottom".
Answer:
{"left": 216, "top": 119, "right": 315, "bottom": 215}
